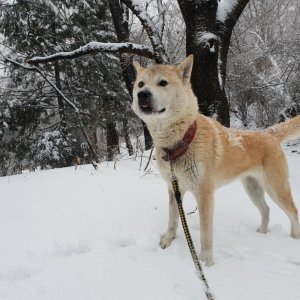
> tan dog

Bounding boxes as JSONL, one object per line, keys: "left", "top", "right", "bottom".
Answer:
{"left": 132, "top": 55, "right": 300, "bottom": 266}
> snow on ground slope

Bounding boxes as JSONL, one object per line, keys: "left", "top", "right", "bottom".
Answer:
{"left": 0, "top": 148, "right": 300, "bottom": 300}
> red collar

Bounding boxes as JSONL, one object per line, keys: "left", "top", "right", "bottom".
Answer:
{"left": 162, "top": 121, "right": 197, "bottom": 162}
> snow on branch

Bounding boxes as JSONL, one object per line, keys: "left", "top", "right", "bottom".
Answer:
{"left": 217, "top": 0, "right": 237, "bottom": 22}
{"left": 121, "top": 0, "right": 169, "bottom": 64}
{"left": 28, "top": 41, "right": 154, "bottom": 64}
{"left": 197, "top": 32, "right": 219, "bottom": 53}
{"left": 217, "top": 0, "right": 249, "bottom": 24}
{"left": 27, "top": 1, "right": 169, "bottom": 65}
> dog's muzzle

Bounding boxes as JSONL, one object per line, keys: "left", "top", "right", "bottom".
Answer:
{"left": 138, "top": 90, "right": 153, "bottom": 114}
{"left": 137, "top": 90, "right": 166, "bottom": 114}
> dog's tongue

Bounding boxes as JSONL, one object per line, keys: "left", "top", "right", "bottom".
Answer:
{"left": 141, "top": 99, "right": 151, "bottom": 108}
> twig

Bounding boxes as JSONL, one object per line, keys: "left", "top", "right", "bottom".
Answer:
{"left": 144, "top": 145, "right": 154, "bottom": 171}
{"left": 121, "top": 0, "right": 169, "bottom": 63}
{"left": 187, "top": 207, "right": 198, "bottom": 215}
{"left": 156, "top": 0, "right": 166, "bottom": 40}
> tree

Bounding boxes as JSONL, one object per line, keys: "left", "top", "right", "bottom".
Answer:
{"left": 1, "top": 0, "right": 298, "bottom": 175}
{"left": 0, "top": 0, "right": 132, "bottom": 174}
{"left": 176, "top": 0, "right": 247, "bottom": 126}
{"left": 28, "top": 0, "right": 255, "bottom": 128}
{"left": 226, "top": 0, "right": 300, "bottom": 127}
{"left": 108, "top": 0, "right": 151, "bottom": 151}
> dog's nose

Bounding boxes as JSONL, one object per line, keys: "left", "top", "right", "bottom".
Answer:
{"left": 138, "top": 90, "right": 152, "bottom": 102}
{"left": 138, "top": 90, "right": 153, "bottom": 112}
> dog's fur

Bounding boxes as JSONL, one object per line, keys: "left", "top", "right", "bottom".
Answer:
{"left": 132, "top": 55, "right": 300, "bottom": 266}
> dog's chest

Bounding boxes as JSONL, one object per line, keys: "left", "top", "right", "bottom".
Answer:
{"left": 155, "top": 148, "right": 202, "bottom": 192}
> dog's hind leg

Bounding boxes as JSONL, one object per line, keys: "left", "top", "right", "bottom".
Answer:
{"left": 242, "top": 176, "right": 270, "bottom": 234}
{"left": 160, "top": 188, "right": 183, "bottom": 249}
{"left": 263, "top": 150, "right": 300, "bottom": 239}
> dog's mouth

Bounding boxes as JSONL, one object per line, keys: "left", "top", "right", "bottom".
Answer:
{"left": 138, "top": 92, "right": 152, "bottom": 114}
{"left": 140, "top": 105, "right": 166, "bottom": 115}
{"left": 137, "top": 90, "right": 166, "bottom": 115}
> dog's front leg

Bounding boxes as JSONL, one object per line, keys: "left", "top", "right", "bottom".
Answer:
{"left": 197, "top": 183, "right": 215, "bottom": 266}
{"left": 160, "top": 188, "right": 182, "bottom": 249}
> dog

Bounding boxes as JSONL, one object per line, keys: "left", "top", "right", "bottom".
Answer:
{"left": 131, "top": 55, "right": 300, "bottom": 266}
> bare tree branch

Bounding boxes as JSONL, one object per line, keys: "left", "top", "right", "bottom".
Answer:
{"left": 121, "top": 0, "right": 169, "bottom": 63}
{"left": 26, "top": 1, "right": 169, "bottom": 65}
{"left": 157, "top": 0, "right": 166, "bottom": 40}
{"left": 217, "top": 0, "right": 250, "bottom": 29}
{"left": 27, "top": 41, "right": 154, "bottom": 64}
{"left": 217, "top": 0, "right": 250, "bottom": 87}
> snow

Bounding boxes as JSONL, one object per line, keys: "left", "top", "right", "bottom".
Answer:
{"left": 43, "top": 0, "right": 59, "bottom": 14}
{"left": 196, "top": 32, "right": 218, "bottom": 54}
{"left": 1, "top": 148, "right": 300, "bottom": 299}
{"left": 197, "top": 32, "right": 218, "bottom": 45}
{"left": 217, "top": 0, "right": 237, "bottom": 22}
{"left": 28, "top": 42, "right": 154, "bottom": 64}
{"left": 218, "top": 58, "right": 223, "bottom": 87}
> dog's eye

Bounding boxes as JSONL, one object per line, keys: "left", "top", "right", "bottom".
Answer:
{"left": 158, "top": 80, "right": 168, "bottom": 87}
{"left": 138, "top": 81, "right": 144, "bottom": 88}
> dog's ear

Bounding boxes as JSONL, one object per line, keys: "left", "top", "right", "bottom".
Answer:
{"left": 133, "top": 61, "right": 144, "bottom": 74}
{"left": 177, "top": 54, "right": 194, "bottom": 80}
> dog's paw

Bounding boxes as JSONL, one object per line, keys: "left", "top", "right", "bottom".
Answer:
{"left": 159, "top": 234, "right": 174, "bottom": 249}
{"left": 256, "top": 227, "right": 268, "bottom": 234}
{"left": 291, "top": 232, "right": 300, "bottom": 239}
{"left": 200, "top": 250, "right": 214, "bottom": 267}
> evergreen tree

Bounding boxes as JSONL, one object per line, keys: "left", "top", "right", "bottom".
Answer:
{"left": 0, "top": 0, "right": 131, "bottom": 175}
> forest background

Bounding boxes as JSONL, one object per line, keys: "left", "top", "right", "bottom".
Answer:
{"left": 0, "top": 0, "right": 299, "bottom": 176}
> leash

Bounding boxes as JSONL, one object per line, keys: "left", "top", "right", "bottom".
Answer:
{"left": 170, "top": 161, "right": 215, "bottom": 300}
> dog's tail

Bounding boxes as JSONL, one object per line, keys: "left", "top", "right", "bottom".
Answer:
{"left": 266, "top": 115, "right": 300, "bottom": 142}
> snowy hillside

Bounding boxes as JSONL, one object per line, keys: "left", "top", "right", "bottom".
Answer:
{"left": 1, "top": 148, "right": 300, "bottom": 300}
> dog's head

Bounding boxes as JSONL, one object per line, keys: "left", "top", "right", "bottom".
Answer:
{"left": 132, "top": 55, "right": 198, "bottom": 124}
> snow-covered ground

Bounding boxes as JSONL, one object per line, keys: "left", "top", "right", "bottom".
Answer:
{"left": 1, "top": 147, "right": 300, "bottom": 300}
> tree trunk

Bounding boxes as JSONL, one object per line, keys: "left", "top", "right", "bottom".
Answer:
{"left": 54, "top": 62, "right": 68, "bottom": 133}
{"left": 123, "top": 119, "right": 134, "bottom": 156}
{"left": 178, "top": 0, "right": 230, "bottom": 127}
{"left": 52, "top": 19, "right": 68, "bottom": 133}
{"left": 109, "top": 0, "right": 153, "bottom": 148}
{"left": 143, "top": 123, "right": 153, "bottom": 150}
{"left": 106, "top": 120, "right": 120, "bottom": 161}
{"left": 90, "top": 128, "right": 99, "bottom": 154}
{"left": 52, "top": 20, "right": 72, "bottom": 166}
